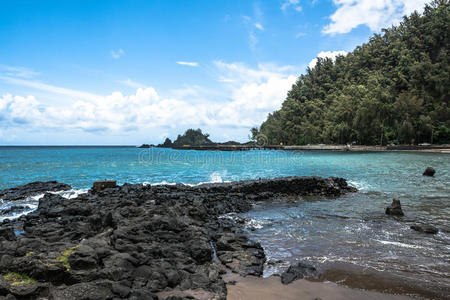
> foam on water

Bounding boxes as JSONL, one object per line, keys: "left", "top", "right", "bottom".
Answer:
{"left": 0, "top": 189, "right": 87, "bottom": 222}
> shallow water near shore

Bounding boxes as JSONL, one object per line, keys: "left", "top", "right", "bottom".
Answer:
{"left": 0, "top": 146, "right": 449, "bottom": 296}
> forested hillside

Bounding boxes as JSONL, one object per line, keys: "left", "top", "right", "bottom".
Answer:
{"left": 257, "top": 0, "right": 449, "bottom": 145}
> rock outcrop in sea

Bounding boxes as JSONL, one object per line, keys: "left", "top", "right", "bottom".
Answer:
{"left": 385, "top": 198, "right": 404, "bottom": 216}
{"left": 0, "top": 177, "right": 356, "bottom": 299}
{"left": 422, "top": 167, "right": 436, "bottom": 177}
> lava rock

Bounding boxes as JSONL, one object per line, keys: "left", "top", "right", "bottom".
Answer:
{"left": 411, "top": 224, "right": 439, "bottom": 234}
{"left": 0, "top": 181, "right": 71, "bottom": 201}
{"left": 385, "top": 198, "right": 404, "bottom": 216}
{"left": 423, "top": 167, "right": 436, "bottom": 176}
{"left": 0, "top": 176, "right": 355, "bottom": 299}
{"left": 0, "top": 206, "right": 28, "bottom": 216}
{"left": 92, "top": 180, "right": 117, "bottom": 192}
{"left": 0, "top": 227, "right": 16, "bottom": 241}
{"left": 281, "top": 262, "right": 320, "bottom": 284}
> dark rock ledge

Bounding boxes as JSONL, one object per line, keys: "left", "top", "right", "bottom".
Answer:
{"left": 0, "top": 176, "right": 356, "bottom": 300}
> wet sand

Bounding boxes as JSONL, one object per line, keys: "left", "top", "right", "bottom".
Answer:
{"left": 224, "top": 274, "right": 415, "bottom": 300}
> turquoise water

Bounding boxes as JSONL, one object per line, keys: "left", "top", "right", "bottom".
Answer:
{"left": 0, "top": 146, "right": 449, "bottom": 292}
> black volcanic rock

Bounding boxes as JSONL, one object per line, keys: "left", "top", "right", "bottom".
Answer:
{"left": 386, "top": 198, "right": 404, "bottom": 216}
{"left": 281, "top": 262, "right": 320, "bottom": 284}
{"left": 0, "top": 206, "right": 28, "bottom": 216}
{"left": 411, "top": 224, "right": 439, "bottom": 234}
{"left": 423, "top": 167, "right": 436, "bottom": 176}
{"left": 0, "top": 181, "right": 71, "bottom": 201}
{"left": 0, "top": 176, "right": 356, "bottom": 299}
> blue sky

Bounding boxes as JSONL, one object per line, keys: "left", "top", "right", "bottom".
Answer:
{"left": 0, "top": 0, "right": 429, "bottom": 145}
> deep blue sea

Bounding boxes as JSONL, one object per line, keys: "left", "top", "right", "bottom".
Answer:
{"left": 0, "top": 146, "right": 449, "bottom": 291}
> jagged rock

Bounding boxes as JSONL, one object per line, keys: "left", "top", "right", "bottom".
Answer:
{"left": 385, "top": 198, "right": 404, "bottom": 216}
{"left": 423, "top": 167, "right": 436, "bottom": 176}
{"left": 92, "top": 180, "right": 117, "bottom": 192}
{"left": 0, "top": 206, "right": 28, "bottom": 216}
{"left": 0, "top": 176, "right": 356, "bottom": 299}
{"left": 411, "top": 224, "right": 439, "bottom": 234}
{"left": 0, "top": 181, "right": 71, "bottom": 201}
{"left": 281, "top": 262, "right": 320, "bottom": 284}
{"left": 0, "top": 228, "right": 16, "bottom": 241}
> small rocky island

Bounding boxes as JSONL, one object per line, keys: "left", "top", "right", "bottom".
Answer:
{"left": 0, "top": 177, "right": 355, "bottom": 299}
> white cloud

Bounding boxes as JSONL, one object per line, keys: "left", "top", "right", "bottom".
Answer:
{"left": 111, "top": 49, "right": 125, "bottom": 59}
{"left": 308, "top": 50, "right": 348, "bottom": 69}
{"left": 0, "top": 65, "right": 40, "bottom": 78}
{"left": 118, "top": 78, "right": 146, "bottom": 89}
{"left": 0, "top": 76, "right": 101, "bottom": 101}
{"left": 254, "top": 23, "right": 264, "bottom": 31}
{"left": 281, "top": 0, "right": 302, "bottom": 12}
{"left": 295, "top": 32, "right": 305, "bottom": 38}
{"left": 323, "top": 0, "right": 430, "bottom": 34}
{"left": 176, "top": 61, "right": 199, "bottom": 67}
{"left": 0, "top": 61, "right": 298, "bottom": 134}
{"left": 242, "top": 6, "right": 264, "bottom": 53}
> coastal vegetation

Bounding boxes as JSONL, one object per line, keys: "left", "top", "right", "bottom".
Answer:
{"left": 172, "top": 128, "right": 214, "bottom": 146}
{"left": 3, "top": 272, "right": 37, "bottom": 286}
{"left": 255, "top": 0, "right": 449, "bottom": 146}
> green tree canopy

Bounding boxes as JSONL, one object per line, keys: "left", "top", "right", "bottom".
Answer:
{"left": 257, "top": 0, "right": 449, "bottom": 145}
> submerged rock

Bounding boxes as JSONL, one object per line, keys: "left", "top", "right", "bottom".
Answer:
{"left": 411, "top": 224, "right": 439, "bottom": 234}
{"left": 0, "top": 181, "right": 71, "bottom": 201}
{"left": 423, "top": 167, "right": 436, "bottom": 176}
{"left": 281, "top": 262, "right": 320, "bottom": 284}
{"left": 385, "top": 198, "right": 404, "bottom": 216}
{"left": 0, "top": 176, "right": 355, "bottom": 299}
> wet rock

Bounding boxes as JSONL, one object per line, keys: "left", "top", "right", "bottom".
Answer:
{"left": 0, "top": 181, "right": 71, "bottom": 201}
{"left": 0, "top": 227, "right": 16, "bottom": 241}
{"left": 385, "top": 198, "right": 404, "bottom": 216}
{"left": 281, "top": 262, "right": 320, "bottom": 284}
{"left": 423, "top": 167, "right": 436, "bottom": 176}
{"left": 411, "top": 224, "right": 439, "bottom": 234}
{"left": 0, "top": 206, "right": 28, "bottom": 216}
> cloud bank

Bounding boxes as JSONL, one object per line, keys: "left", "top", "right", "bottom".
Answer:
{"left": 0, "top": 62, "right": 297, "bottom": 140}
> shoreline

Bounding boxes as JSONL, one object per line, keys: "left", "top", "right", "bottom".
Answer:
{"left": 0, "top": 178, "right": 448, "bottom": 299}
{"left": 154, "top": 144, "right": 450, "bottom": 153}
{"left": 224, "top": 274, "right": 415, "bottom": 300}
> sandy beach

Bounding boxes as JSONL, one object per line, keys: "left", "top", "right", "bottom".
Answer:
{"left": 224, "top": 274, "right": 414, "bottom": 300}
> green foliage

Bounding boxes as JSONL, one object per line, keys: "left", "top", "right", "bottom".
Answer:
{"left": 3, "top": 272, "right": 37, "bottom": 286}
{"left": 56, "top": 245, "right": 79, "bottom": 270}
{"left": 173, "top": 128, "right": 213, "bottom": 146}
{"left": 259, "top": 0, "right": 450, "bottom": 145}
{"left": 162, "top": 138, "right": 173, "bottom": 147}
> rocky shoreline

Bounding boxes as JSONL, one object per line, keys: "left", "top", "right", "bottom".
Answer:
{"left": 0, "top": 177, "right": 355, "bottom": 299}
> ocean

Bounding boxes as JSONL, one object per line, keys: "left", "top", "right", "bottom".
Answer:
{"left": 0, "top": 146, "right": 449, "bottom": 293}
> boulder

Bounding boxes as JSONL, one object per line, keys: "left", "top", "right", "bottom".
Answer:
{"left": 281, "top": 262, "right": 320, "bottom": 284}
{"left": 411, "top": 224, "right": 439, "bottom": 234}
{"left": 0, "top": 227, "right": 16, "bottom": 241}
{"left": 385, "top": 198, "right": 404, "bottom": 216}
{"left": 423, "top": 167, "right": 436, "bottom": 176}
{"left": 92, "top": 180, "right": 117, "bottom": 192}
